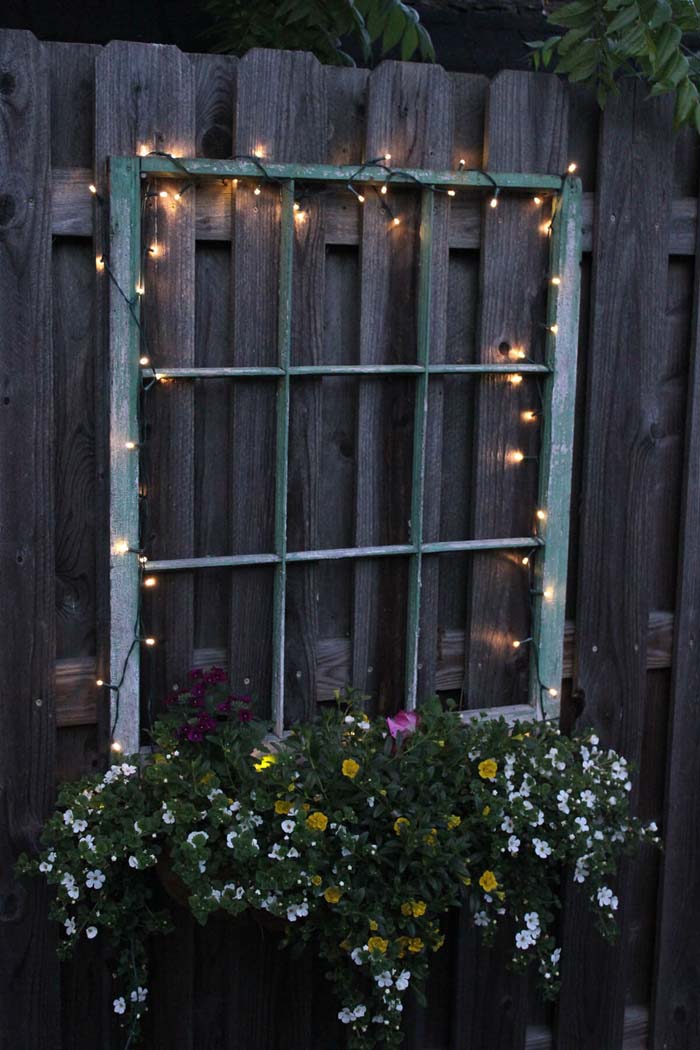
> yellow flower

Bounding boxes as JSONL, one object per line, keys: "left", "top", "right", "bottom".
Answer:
{"left": 342, "top": 758, "right": 360, "bottom": 779}
{"left": 302, "top": 803, "right": 311, "bottom": 811}
{"left": 479, "top": 870, "right": 498, "bottom": 893}
{"left": 324, "top": 886, "right": 342, "bottom": 904}
{"left": 368, "top": 920, "right": 378, "bottom": 931}
{"left": 287, "top": 783, "right": 296, "bottom": 791}
{"left": 436, "top": 739, "right": 445, "bottom": 748}
{"left": 367, "top": 936, "right": 389, "bottom": 955}
{"left": 424, "top": 828, "right": 438, "bottom": 846}
{"left": 306, "top": 811, "right": 328, "bottom": 832}
{"left": 275, "top": 800, "right": 293, "bottom": 815}
{"left": 407, "top": 937, "right": 424, "bottom": 953}
{"left": 402, "top": 899, "right": 427, "bottom": 918}
{"left": 447, "top": 814, "right": 461, "bottom": 830}
{"left": 478, "top": 759, "right": 498, "bottom": 780}
{"left": 396, "top": 936, "right": 410, "bottom": 957}
{"left": 394, "top": 817, "right": 410, "bottom": 835}
{"left": 311, "top": 875, "right": 322, "bottom": 886}
{"left": 482, "top": 805, "right": 491, "bottom": 816}
{"left": 254, "top": 754, "right": 277, "bottom": 772}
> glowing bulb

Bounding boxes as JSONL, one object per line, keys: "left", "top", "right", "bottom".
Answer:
{"left": 384, "top": 153, "right": 391, "bottom": 163}
{"left": 159, "top": 190, "right": 169, "bottom": 199}
{"left": 89, "top": 183, "right": 97, "bottom": 195}
{"left": 139, "top": 356, "right": 150, "bottom": 366}
{"left": 447, "top": 189, "right": 456, "bottom": 197}
{"left": 567, "top": 162, "right": 577, "bottom": 174}
{"left": 357, "top": 193, "right": 365, "bottom": 203}
{"left": 149, "top": 244, "right": 160, "bottom": 257}
{"left": 507, "top": 374, "right": 523, "bottom": 386}
{"left": 512, "top": 639, "right": 521, "bottom": 649}
{"left": 550, "top": 323, "right": 559, "bottom": 335}
{"left": 144, "top": 637, "right": 156, "bottom": 647}
{"left": 114, "top": 540, "right": 129, "bottom": 555}
{"left": 135, "top": 284, "right": 145, "bottom": 296}
{"left": 111, "top": 741, "right": 123, "bottom": 752}
{"left": 490, "top": 195, "right": 498, "bottom": 209}
{"left": 294, "top": 209, "right": 306, "bottom": 223}
{"left": 293, "top": 202, "right": 300, "bottom": 211}
{"left": 254, "top": 186, "right": 261, "bottom": 196}
{"left": 533, "top": 195, "right": 542, "bottom": 205}
{"left": 458, "top": 158, "right": 466, "bottom": 169}
{"left": 543, "top": 587, "right": 554, "bottom": 600}
{"left": 508, "top": 347, "right": 526, "bottom": 361}
{"left": 551, "top": 276, "right": 561, "bottom": 286}
{"left": 536, "top": 509, "right": 547, "bottom": 521}
{"left": 540, "top": 222, "right": 552, "bottom": 236}
{"left": 521, "top": 556, "right": 530, "bottom": 566}
{"left": 124, "top": 440, "right": 138, "bottom": 450}
{"left": 138, "top": 555, "right": 148, "bottom": 565}
{"left": 392, "top": 216, "right": 401, "bottom": 226}
{"left": 522, "top": 410, "right": 537, "bottom": 423}
{"left": 173, "top": 192, "right": 181, "bottom": 201}
{"left": 548, "top": 687, "right": 559, "bottom": 698}
{"left": 380, "top": 184, "right": 388, "bottom": 195}
{"left": 96, "top": 679, "right": 104, "bottom": 687}
{"left": 144, "top": 577, "right": 157, "bottom": 588}
{"left": 253, "top": 148, "right": 264, "bottom": 158}
{"left": 512, "top": 450, "right": 525, "bottom": 463}
{"left": 139, "top": 146, "right": 149, "bottom": 157}
{"left": 96, "top": 256, "right": 104, "bottom": 271}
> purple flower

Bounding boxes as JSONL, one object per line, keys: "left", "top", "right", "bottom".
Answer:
{"left": 238, "top": 708, "right": 253, "bottom": 723}
{"left": 189, "top": 668, "right": 203, "bottom": 681}
{"left": 386, "top": 710, "right": 419, "bottom": 739}
{"left": 205, "top": 667, "right": 228, "bottom": 685}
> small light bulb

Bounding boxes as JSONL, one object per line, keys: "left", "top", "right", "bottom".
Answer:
{"left": 536, "top": 509, "right": 547, "bottom": 521}
{"left": 124, "top": 440, "right": 138, "bottom": 450}
{"left": 139, "top": 356, "right": 150, "bottom": 366}
{"left": 392, "top": 216, "right": 401, "bottom": 226}
{"left": 507, "top": 374, "right": 523, "bottom": 386}
{"left": 551, "top": 276, "right": 561, "bottom": 286}
{"left": 111, "top": 741, "right": 123, "bottom": 752}
{"left": 540, "top": 222, "right": 552, "bottom": 236}
{"left": 550, "top": 323, "right": 559, "bottom": 335}
{"left": 114, "top": 540, "right": 129, "bottom": 555}
{"left": 384, "top": 153, "right": 391, "bottom": 163}
{"left": 135, "top": 284, "right": 145, "bottom": 296}
{"left": 293, "top": 202, "right": 300, "bottom": 211}
{"left": 512, "top": 450, "right": 525, "bottom": 463}
{"left": 380, "top": 184, "right": 388, "bottom": 195}
{"left": 159, "top": 190, "right": 169, "bottom": 199}
{"left": 96, "top": 256, "right": 104, "bottom": 271}
{"left": 357, "top": 193, "right": 365, "bottom": 203}
{"left": 490, "top": 195, "right": 498, "bottom": 209}
{"left": 149, "top": 244, "right": 160, "bottom": 257}
{"left": 173, "top": 192, "right": 181, "bottom": 201}
{"left": 543, "top": 587, "right": 554, "bottom": 600}
{"left": 508, "top": 347, "right": 526, "bottom": 361}
{"left": 512, "top": 639, "right": 521, "bottom": 649}
{"left": 521, "top": 556, "right": 530, "bottom": 566}
{"left": 548, "top": 687, "right": 559, "bottom": 698}
{"left": 96, "top": 679, "right": 104, "bottom": 687}
{"left": 458, "top": 158, "right": 466, "bottom": 169}
{"left": 447, "top": 189, "right": 456, "bottom": 197}
{"left": 139, "top": 146, "right": 149, "bottom": 157}
{"left": 144, "top": 637, "right": 156, "bottom": 646}
{"left": 254, "top": 186, "right": 261, "bottom": 196}
{"left": 294, "top": 209, "right": 306, "bottom": 223}
{"left": 522, "top": 410, "right": 537, "bottom": 423}
{"left": 533, "top": 195, "right": 542, "bottom": 205}
{"left": 144, "top": 576, "right": 157, "bottom": 588}
{"left": 89, "top": 183, "right": 97, "bottom": 195}
{"left": 138, "top": 555, "right": 148, "bottom": 565}
{"left": 253, "top": 148, "right": 264, "bottom": 158}
{"left": 567, "top": 162, "right": 577, "bottom": 174}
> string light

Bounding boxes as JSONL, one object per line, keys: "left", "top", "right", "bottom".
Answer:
{"left": 508, "top": 347, "right": 526, "bottom": 361}
{"left": 511, "top": 450, "right": 525, "bottom": 463}
{"left": 447, "top": 189, "right": 456, "bottom": 197}
{"left": 548, "top": 687, "right": 559, "bottom": 698}
{"left": 549, "top": 323, "right": 559, "bottom": 335}
{"left": 96, "top": 679, "right": 104, "bottom": 687}
{"left": 143, "top": 637, "right": 156, "bottom": 647}
{"left": 253, "top": 148, "right": 265, "bottom": 158}
{"left": 96, "top": 256, "right": 105, "bottom": 271}
{"left": 89, "top": 183, "right": 97, "bottom": 195}
{"left": 254, "top": 186, "right": 262, "bottom": 196}
{"left": 148, "top": 244, "right": 160, "bottom": 257}
{"left": 380, "top": 183, "right": 388, "bottom": 195}
{"left": 111, "top": 741, "right": 123, "bottom": 752}
{"left": 533, "top": 195, "right": 542, "bottom": 205}
{"left": 348, "top": 185, "right": 365, "bottom": 204}
{"left": 124, "top": 440, "right": 138, "bottom": 450}
{"left": 114, "top": 540, "right": 130, "bottom": 555}
{"left": 139, "top": 146, "right": 149, "bottom": 157}
{"left": 543, "top": 587, "right": 554, "bottom": 601}
{"left": 567, "top": 162, "right": 577, "bottom": 174}
{"left": 540, "top": 222, "right": 552, "bottom": 236}
{"left": 144, "top": 577, "right": 157, "bottom": 588}
{"left": 522, "top": 410, "right": 537, "bottom": 423}
{"left": 135, "top": 284, "right": 145, "bottom": 297}
{"left": 512, "top": 636, "right": 532, "bottom": 650}
{"left": 521, "top": 555, "right": 530, "bottom": 566}
{"left": 139, "top": 356, "right": 150, "bottom": 366}
{"left": 384, "top": 153, "right": 391, "bottom": 163}
{"left": 551, "top": 276, "right": 561, "bottom": 286}
{"left": 536, "top": 509, "right": 547, "bottom": 521}
{"left": 507, "top": 374, "right": 523, "bottom": 386}
{"left": 489, "top": 194, "right": 499, "bottom": 209}
{"left": 392, "top": 216, "right": 401, "bottom": 227}
{"left": 458, "top": 159, "right": 466, "bottom": 170}
{"left": 158, "top": 190, "right": 169, "bottom": 199}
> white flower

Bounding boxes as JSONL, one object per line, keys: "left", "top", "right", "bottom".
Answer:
{"left": 376, "top": 971, "right": 393, "bottom": 989}
{"left": 121, "top": 763, "right": 137, "bottom": 776}
{"left": 473, "top": 910, "right": 489, "bottom": 927}
{"left": 533, "top": 838, "right": 552, "bottom": 858}
{"left": 501, "top": 816, "right": 514, "bottom": 834}
{"left": 372, "top": 1015, "right": 386, "bottom": 1024}
{"left": 226, "top": 831, "right": 238, "bottom": 848}
{"left": 573, "top": 857, "right": 589, "bottom": 883}
{"left": 575, "top": 817, "right": 589, "bottom": 833}
{"left": 358, "top": 721, "right": 371, "bottom": 731}
{"left": 338, "top": 1009, "right": 354, "bottom": 1024}
{"left": 551, "top": 947, "right": 561, "bottom": 966}
{"left": 133, "top": 821, "right": 142, "bottom": 835}
{"left": 281, "top": 820, "right": 296, "bottom": 835}
{"left": 524, "top": 912, "right": 540, "bottom": 932}
{"left": 395, "top": 970, "right": 411, "bottom": 991}
{"left": 63, "top": 810, "right": 74, "bottom": 825}
{"left": 580, "top": 790, "right": 596, "bottom": 809}
{"left": 67, "top": 887, "right": 80, "bottom": 901}
{"left": 353, "top": 1005, "right": 367, "bottom": 1019}
{"left": 198, "top": 860, "right": 207, "bottom": 873}
{"left": 64, "top": 917, "right": 76, "bottom": 936}
{"left": 72, "top": 820, "right": 88, "bottom": 834}
{"left": 268, "top": 843, "right": 283, "bottom": 861}
{"left": 162, "top": 810, "right": 175, "bottom": 825}
{"left": 79, "top": 834, "right": 96, "bottom": 851}
{"left": 367, "top": 797, "right": 375, "bottom": 808}
{"left": 85, "top": 926, "right": 98, "bottom": 939}
{"left": 288, "top": 847, "right": 300, "bottom": 858}
{"left": 186, "top": 831, "right": 208, "bottom": 847}
{"left": 647, "top": 821, "right": 658, "bottom": 833}
{"left": 128, "top": 856, "right": 139, "bottom": 869}
{"left": 597, "top": 886, "right": 618, "bottom": 911}
{"left": 351, "top": 948, "right": 364, "bottom": 965}
{"left": 113, "top": 998, "right": 126, "bottom": 1015}
{"left": 130, "top": 987, "right": 148, "bottom": 1003}
{"left": 515, "top": 930, "right": 534, "bottom": 950}
{"left": 344, "top": 715, "right": 355, "bottom": 724}
{"left": 86, "top": 869, "right": 105, "bottom": 890}
{"left": 507, "top": 835, "right": 520, "bottom": 855}
{"left": 39, "top": 861, "right": 53, "bottom": 873}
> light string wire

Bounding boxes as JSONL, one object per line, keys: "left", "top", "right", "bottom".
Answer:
{"left": 95, "top": 152, "right": 571, "bottom": 749}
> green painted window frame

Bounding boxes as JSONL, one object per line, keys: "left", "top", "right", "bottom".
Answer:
{"left": 107, "top": 156, "right": 582, "bottom": 752}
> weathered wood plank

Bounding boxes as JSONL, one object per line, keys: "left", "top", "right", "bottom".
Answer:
{"left": 650, "top": 164, "right": 700, "bottom": 1050}
{"left": 459, "top": 69, "right": 569, "bottom": 1050}
{"left": 556, "top": 82, "right": 675, "bottom": 1050}
{"left": 0, "top": 27, "right": 59, "bottom": 1049}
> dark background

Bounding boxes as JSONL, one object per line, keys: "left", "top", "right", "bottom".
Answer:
{"left": 0, "top": 0, "right": 551, "bottom": 74}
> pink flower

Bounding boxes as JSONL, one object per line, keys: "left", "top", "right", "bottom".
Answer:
{"left": 386, "top": 710, "right": 419, "bottom": 739}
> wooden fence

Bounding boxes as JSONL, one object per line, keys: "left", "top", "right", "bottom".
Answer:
{"left": 1, "top": 27, "right": 698, "bottom": 1050}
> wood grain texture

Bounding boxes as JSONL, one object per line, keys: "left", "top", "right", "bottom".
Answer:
{"left": 0, "top": 28, "right": 59, "bottom": 1050}
{"left": 556, "top": 82, "right": 675, "bottom": 1050}
{"left": 650, "top": 169, "right": 700, "bottom": 1050}
{"left": 352, "top": 60, "right": 452, "bottom": 710}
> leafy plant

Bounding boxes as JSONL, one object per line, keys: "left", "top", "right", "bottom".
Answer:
{"left": 531, "top": 0, "right": 700, "bottom": 130}
{"left": 204, "top": 0, "right": 435, "bottom": 66}
{"left": 19, "top": 670, "right": 659, "bottom": 1049}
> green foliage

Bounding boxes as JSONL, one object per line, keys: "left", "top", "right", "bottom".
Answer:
{"left": 19, "top": 676, "right": 658, "bottom": 1049}
{"left": 530, "top": 0, "right": 700, "bottom": 131}
{"left": 204, "top": 0, "right": 435, "bottom": 66}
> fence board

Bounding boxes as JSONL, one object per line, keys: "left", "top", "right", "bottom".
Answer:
{"left": 650, "top": 181, "right": 700, "bottom": 1050}
{"left": 556, "top": 82, "right": 675, "bottom": 1050}
{"left": 0, "top": 28, "right": 59, "bottom": 1050}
